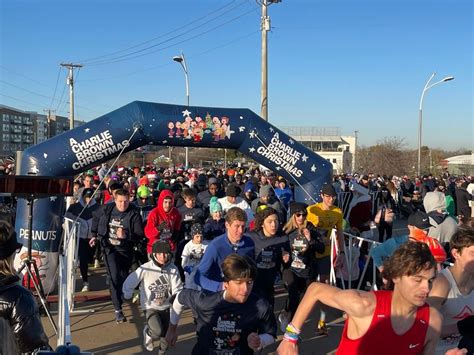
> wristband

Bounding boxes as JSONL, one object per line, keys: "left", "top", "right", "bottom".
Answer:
{"left": 286, "top": 323, "right": 301, "bottom": 335}
{"left": 283, "top": 333, "right": 299, "bottom": 344}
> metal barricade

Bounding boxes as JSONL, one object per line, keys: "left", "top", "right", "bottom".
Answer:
{"left": 328, "top": 229, "right": 381, "bottom": 291}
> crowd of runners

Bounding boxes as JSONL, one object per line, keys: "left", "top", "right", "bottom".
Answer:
{"left": 0, "top": 163, "right": 473, "bottom": 354}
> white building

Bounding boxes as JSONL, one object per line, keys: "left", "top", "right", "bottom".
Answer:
{"left": 279, "top": 126, "right": 356, "bottom": 175}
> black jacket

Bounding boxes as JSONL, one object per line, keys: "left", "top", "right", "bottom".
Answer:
{"left": 0, "top": 274, "right": 49, "bottom": 353}
{"left": 92, "top": 202, "right": 145, "bottom": 251}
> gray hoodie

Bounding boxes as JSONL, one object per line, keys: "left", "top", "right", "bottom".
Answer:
{"left": 423, "top": 191, "right": 457, "bottom": 244}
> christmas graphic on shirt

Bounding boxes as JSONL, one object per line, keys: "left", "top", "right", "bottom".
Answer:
{"left": 158, "top": 221, "right": 172, "bottom": 241}
{"left": 290, "top": 235, "right": 310, "bottom": 269}
{"left": 211, "top": 313, "right": 243, "bottom": 354}
{"left": 256, "top": 248, "right": 276, "bottom": 269}
{"left": 108, "top": 218, "right": 124, "bottom": 246}
{"left": 148, "top": 274, "right": 170, "bottom": 306}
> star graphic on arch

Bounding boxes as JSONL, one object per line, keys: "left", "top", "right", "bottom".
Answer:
{"left": 43, "top": 153, "right": 48, "bottom": 159}
{"left": 31, "top": 166, "right": 39, "bottom": 174}
{"left": 239, "top": 116, "right": 244, "bottom": 120}
{"left": 269, "top": 127, "right": 274, "bottom": 133}
{"left": 239, "top": 126, "right": 246, "bottom": 132}
{"left": 311, "top": 164, "right": 317, "bottom": 172}
{"left": 84, "top": 128, "right": 90, "bottom": 133}
{"left": 249, "top": 130, "right": 256, "bottom": 138}
{"left": 162, "top": 140, "right": 168, "bottom": 144}
{"left": 302, "top": 154, "right": 308, "bottom": 162}
{"left": 249, "top": 147, "right": 256, "bottom": 153}
{"left": 275, "top": 166, "right": 281, "bottom": 171}
{"left": 182, "top": 109, "right": 191, "bottom": 117}
{"left": 226, "top": 127, "right": 235, "bottom": 139}
{"left": 50, "top": 196, "right": 57, "bottom": 202}
{"left": 289, "top": 138, "right": 294, "bottom": 144}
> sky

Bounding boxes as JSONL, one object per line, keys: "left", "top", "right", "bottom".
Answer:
{"left": 1, "top": 0, "right": 472, "bottom": 151}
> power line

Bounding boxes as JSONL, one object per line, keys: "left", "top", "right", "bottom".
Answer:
{"left": 78, "top": 1, "right": 242, "bottom": 64}
{"left": 48, "top": 67, "right": 62, "bottom": 112}
{"left": 1, "top": 80, "right": 101, "bottom": 114}
{"left": 0, "top": 93, "right": 73, "bottom": 118}
{"left": 79, "top": 30, "right": 259, "bottom": 83}
{"left": 85, "top": 6, "right": 258, "bottom": 66}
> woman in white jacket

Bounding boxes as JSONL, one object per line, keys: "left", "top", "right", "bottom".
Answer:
{"left": 123, "top": 241, "right": 183, "bottom": 353}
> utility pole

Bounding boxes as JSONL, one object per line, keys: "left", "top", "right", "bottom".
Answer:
{"left": 43, "top": 109, "right": 56, "bottom": 139}
{"left": 258, "top": 0, "right": 281, "bottom": 121}
{"left": 60, "top": 63, "right": 83, "bottom": 130}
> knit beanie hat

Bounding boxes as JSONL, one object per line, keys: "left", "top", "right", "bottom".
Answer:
{"left": 190, "top": 223, "right": 203, "bottom": 237}
{"left": 137, "top": 185, "right": 151, "bottom": 198}
{"left": 289, "top": 202, "right": 308, "bottom": 216}
{"left": 209, "top": 196, "right": 223, "bottom": 213}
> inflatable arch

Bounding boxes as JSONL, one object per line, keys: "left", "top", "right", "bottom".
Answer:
{"left": 15, "top": 101, "right": 332, "bottom": 289}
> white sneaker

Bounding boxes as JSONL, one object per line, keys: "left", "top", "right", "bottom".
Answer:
{"left": 94, "top": 259, "right": 100, "bottom": 268}
{"left": 143, "top": 326, "right": 154, "bottom": 351}
{"left": 81, "top": 282, "right": 89, "bottom": 292}
{"left": 132, "top": 290, "right": 140, "bottom": 304}
{"left": 278, "top": 312, "right": 289, "bottom": 333}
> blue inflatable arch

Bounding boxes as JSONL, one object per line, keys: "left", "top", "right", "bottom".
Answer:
{"left": 15, "top": 101, "right": 332, "bottom": 253}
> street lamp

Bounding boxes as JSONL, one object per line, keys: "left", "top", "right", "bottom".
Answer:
{"left": 172, "top": 53, "right": 190, "bottom": 168}
{"left": 417, "top": 73, "right": 454, "bottom": 176}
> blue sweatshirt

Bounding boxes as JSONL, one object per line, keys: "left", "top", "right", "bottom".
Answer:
{"left": 371, "top": 235, "right": 408, "bottom": 268}
{"left": 194, "top": 233, "right": 255, "bottom": 292}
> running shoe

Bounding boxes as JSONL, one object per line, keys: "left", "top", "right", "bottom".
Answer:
{"left": 317, "top": 320, "right": 328, "bottom": 336}
{"left": 94, "top": 259, "right": 100, "bottom": 268}
{"left": 81, "top": 282, "right": 89, "bottom": 292}
{"left": 132, "top": 290, "right": 140, "bottom": 304}
{"left": 143, "top": 326, "right": 153, "bottom": 351}
{"left": 115, "top": 310, "right": 127, "bottom": 324}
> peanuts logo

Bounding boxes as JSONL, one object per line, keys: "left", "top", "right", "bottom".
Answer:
{"left": 70, "top": 130, "right": 130, "bottom": 170}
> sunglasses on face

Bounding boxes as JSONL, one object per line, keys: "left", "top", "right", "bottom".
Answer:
{"left": 295, "top": 213, "right": 307, "bottom": 217}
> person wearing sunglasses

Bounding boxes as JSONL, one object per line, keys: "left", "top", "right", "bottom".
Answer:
{"left": 278, "top": 202, "right": 325, "bottom": 332}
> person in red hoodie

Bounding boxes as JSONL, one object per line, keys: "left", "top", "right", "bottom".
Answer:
{"left": 145, "top": 189, "right": 182, "bottom": 254}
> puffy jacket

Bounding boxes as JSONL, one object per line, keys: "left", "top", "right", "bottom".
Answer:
{"left": 0, "top": 274, "right": 49, "bottom": 353}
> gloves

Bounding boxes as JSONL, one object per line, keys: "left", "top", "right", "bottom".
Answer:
{"left": 458, "top": 315, "right": 474, "bottom": 336}
{"left": 183, "top": 265, "right": 193, "bottom": 274}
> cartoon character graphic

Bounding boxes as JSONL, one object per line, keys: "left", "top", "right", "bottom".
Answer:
{"left": 193, "top": 126, "right": 204, "bottom": 143}
{"left": 167, "top": 122, "right": 175, "bottom": 138}
{"left": 205, "top": 113, "right": 213, "bottom": 131}
{"left": 175, "top": 121, "right": 182, "bottom": 137}
{"left": 181, "top": 122, "right": 189, "bottom": 138}
{"left": 213, "top": 122, "right": 222, "bottom": 142}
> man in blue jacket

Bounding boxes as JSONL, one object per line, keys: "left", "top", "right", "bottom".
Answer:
{"left": 194, "top": 207, "right": 255, "bottom": 292}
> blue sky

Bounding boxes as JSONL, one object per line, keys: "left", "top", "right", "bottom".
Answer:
{"left": 1, "top": 0, "right": 472, "bottom": 150}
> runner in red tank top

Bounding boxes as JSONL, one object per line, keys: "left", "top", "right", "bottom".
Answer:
{"left": 277, "top": 242, "right": 452, "bottom": 355}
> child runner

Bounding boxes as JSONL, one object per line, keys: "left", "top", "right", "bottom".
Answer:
{"left": 182, "top": 223, "right": 209, "bottom": 290}
{"left": 123, "top": 241, "right": 183, "bottom": 353}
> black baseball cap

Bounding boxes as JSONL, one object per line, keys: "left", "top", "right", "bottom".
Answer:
{"left": 408, "top": 211, "right": 434, "bottom": 230}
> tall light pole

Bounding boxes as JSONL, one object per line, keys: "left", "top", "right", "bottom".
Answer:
{"left": 173, "top": 53, "right": 190, "bottom": 168}
{"left": 417, "top": 73, "right": 454, "bottom": 176}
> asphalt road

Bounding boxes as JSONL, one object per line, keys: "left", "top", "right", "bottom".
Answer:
{"left": 41, "top": 218, "right": 409, "bottom": 354}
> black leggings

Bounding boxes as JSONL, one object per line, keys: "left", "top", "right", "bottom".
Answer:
{"left": 282, "top": 269, "right": 311, "bottom": 319}
{"left": 377, "top": 221, "right": 393, "bottom": 242}
{"left": 78, "top": 238, "right": 92, "bottom": 282}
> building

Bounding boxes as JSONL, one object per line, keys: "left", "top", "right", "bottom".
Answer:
{"left": 279, "top": 126, "right": 356, "bottom": 175}
{"left": 0, "top": 105, "right": 35, "bottom": 159}
{"left": 439, "top": 154, "right": 474, "bottom": 176}
{"left": 0, "top": 104, "right": 86, "bottom": 159}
